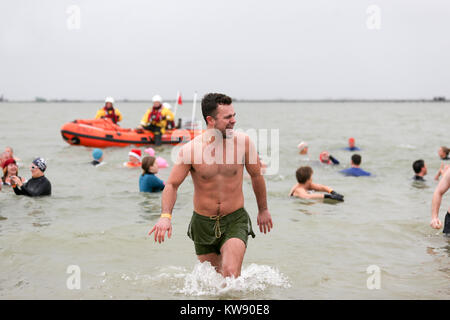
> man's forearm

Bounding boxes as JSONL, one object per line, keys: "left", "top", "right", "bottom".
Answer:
{"left": 161, "top": 183, "right": 178, "bottom": 214}
{"left": 251, "top": 175, "right": 268, "bottom": 211}
{"left": 431, "top": 191, "right": 442, "bottom": 219}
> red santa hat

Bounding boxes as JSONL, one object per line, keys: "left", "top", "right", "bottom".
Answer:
{"left": 128, "top": 149, "right": 142, "bottom": 160}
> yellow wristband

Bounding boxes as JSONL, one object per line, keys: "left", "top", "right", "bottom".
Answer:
{"left": 161, "top": 213, "right": 172, "bottom": 220}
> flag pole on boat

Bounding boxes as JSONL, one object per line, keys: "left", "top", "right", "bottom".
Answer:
{"left": 174, "top": 90, "right": 181, "bottom": 118}
{"left": 191, "top": 91, "right": 198, "bottom": 129}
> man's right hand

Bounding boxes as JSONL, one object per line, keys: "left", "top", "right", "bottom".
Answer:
{"left": 148, "top": 217, "right": 172, "bottom": 243}
{"left": 430, "top": 217, "right": 442, "bottom": 229}
{"left": 324, "top": 192, "right": 344, "bottom": 201}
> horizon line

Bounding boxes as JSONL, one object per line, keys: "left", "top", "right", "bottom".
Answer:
{"left": 0, "top": 98, "right": 448, "bottom": 103}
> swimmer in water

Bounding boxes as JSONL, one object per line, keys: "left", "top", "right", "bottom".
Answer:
{"left": 435, "top": 146, "right": 450, "bottom": 181}
{"left": 430, "top": 166, "right": 450, "bottom": 235}
{"left": 148, "top": 93, "right": 273, "bottom": 279}
{"left": 344, "top": 137, "right": 361, "bottom": 151}
{"left": 438, "top": 146, "right": 450, "bottom": 160}
{"left": 297, "top": 141, "right": 308, "bottom": 155}
{"left": 319, "top": 151, "right": 339, "bottom": 165}
{"left": 339, "top": 154, "right": 371, "bottom": 177}
{"left": 11, "top": 157, "right": 51, "bottom": 197}
{"left": 140, "top": 156, "right": 165, "bottom": 193}
{"left": 91, "top": 148, "right": 104, "bottom": 166}
{"left": 124, "top": 149, "right": 142, "bottom": 168}
{"left": 2, "top": 158, "right": 26, "bottom": 186}
{"left": 289, "top": 166, "right": 344, "bottom": 201}
{"left": 412, "top": 159, "right": 427, "bottom": 181}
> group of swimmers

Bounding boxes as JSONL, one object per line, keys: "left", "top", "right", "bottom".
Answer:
{"left": 412, "top": 147, "right": 450, "bottom": 182}
{"left": 95, "top": 95, "right": 176, "bottom": 146}
{"left": 0, "top": 147, "right": 51, "bottom": 196}
{"left": 292, "top": 139, "right": 449, "bottom": 200}
{"left": 0, "top": 143, "right": 171, "bottom": 196}
{"left": 289, "top": 138, "right": 371, "bottom": 202}
{"left": 1, "top": 93, "right": 449, "bottom": 280}
{"left": 89, "top": 147, "right": 168, "bottom": 193}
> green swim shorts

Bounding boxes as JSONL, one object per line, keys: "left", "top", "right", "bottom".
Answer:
{"left": 187, "top": 207, "right": 256, "bottom": 255}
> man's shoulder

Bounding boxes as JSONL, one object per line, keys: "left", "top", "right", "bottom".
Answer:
{"left": 43, "top": 175, "right": 52, "bottom": 184}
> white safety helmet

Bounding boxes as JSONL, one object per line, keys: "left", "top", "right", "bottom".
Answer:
{"left": 105, "top": 96, "right": 115, "bottom": 104}
{"left": 163, "top": 102, "right": 172, "bottom": 110}
{"left": 152, "top": 95, "right": 163, "bottom": 103}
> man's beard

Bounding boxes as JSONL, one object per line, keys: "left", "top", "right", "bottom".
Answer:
{"left": 223, "top": 128, "right": 234, "bottom": 139}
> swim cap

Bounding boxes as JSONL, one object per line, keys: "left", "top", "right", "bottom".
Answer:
{"left": 2, "top": 158, "right": 16, "bottom": 169}
{"left": 144, "top": 147, "right": 155, "bottom": 157}
{"left": 349, "top": 137, "right": 355, "bottom": 143}
{"left": 32, "top": 157, "right": 47, "bottom": 172}
{"left": 156, "top": 156, "right": 168, "bottom": 168}
{"left": 297, "top": 141, "right": 308, "bottom": 151}
{"left": 92, "top": 148, "right": 103, "bottom": 160}
{"left": 128, "top": 149, "right": 142, "bottom": 161}
{"left": 319, "top": 151, "right": 330, "bottom": 164}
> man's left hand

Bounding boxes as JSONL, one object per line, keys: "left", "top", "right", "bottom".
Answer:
{"left": 257, "top": 209, "right": 273, "bottom": 234}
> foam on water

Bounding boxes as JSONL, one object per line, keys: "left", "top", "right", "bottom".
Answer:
{"left": 175, "top": 262, "right": 291, "bottom": 297}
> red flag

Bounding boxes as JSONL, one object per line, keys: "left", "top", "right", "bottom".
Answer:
{"left": 177, "top": 92, "right": 183, "bottom": 105}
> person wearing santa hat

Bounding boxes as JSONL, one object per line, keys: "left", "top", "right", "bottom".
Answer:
{"left": 124, "top": 149, "right": 142, "bottom": 168}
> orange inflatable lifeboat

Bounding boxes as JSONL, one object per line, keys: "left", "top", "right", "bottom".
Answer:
{"left": 60, "top": 118, "right": 202, "bottom": 148}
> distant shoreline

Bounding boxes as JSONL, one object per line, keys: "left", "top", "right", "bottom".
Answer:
{"left": 0, "top": 99, "right": 448, "bottom": 103}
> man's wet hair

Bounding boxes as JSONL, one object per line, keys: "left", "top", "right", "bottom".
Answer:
{"left": 351, "top": 154, "right": 362, "bottom": 165}
{"left": 413, "top": 159, "right": 425, "bottom": 174}
{"left": 201, "top": 93, "right": 232, "bottom": 124}
{"left": 296, "top": 166, "right": 313, "bottom": 184}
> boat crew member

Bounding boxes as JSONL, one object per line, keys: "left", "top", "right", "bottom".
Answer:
{"left": 95, "top": 97, "right": 123, "bottom": 124}
{"left": 162, "top": 103, "right": 176, "bottom": 130}
{"left": 139, "top": 95, "right": 173, "bottom": 146}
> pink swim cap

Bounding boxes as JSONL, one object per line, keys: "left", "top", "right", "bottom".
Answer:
{"left": 156, "top": 156, "right": 168, "bottom": 168}
{"left": 144, "top": 147, "right": 155, "bottom": 157}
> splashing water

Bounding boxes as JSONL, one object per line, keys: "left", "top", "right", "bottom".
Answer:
{"left": 175, "top": 262, "right": 291, "bottom": 297}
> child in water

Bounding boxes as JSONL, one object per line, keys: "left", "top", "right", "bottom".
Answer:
{"left": 139, "top": 156, "right": 165, "bottom": 192}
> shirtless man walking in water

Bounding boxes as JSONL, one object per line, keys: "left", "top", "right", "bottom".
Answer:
{"left": 149, "top": 93, "right": 273, "bottom": 278}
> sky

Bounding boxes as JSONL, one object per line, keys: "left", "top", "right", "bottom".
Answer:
{"left": 1, "top": 0, "right": 449, "bottom": 100}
